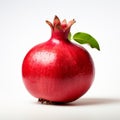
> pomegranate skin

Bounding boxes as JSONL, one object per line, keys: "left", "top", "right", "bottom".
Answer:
{"left": 22, "top": 40, "right": 94, "bottom": 103}
{"left": 22, "top": 16, "right": 95, "bottom": 103}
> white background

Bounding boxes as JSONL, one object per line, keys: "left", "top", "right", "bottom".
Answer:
{"left": 0, "top": 0, "right": 120, "bottom": 120}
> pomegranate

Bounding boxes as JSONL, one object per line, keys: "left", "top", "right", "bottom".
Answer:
{"left": 22, "top": 16, "right": 100, "bottom": 104}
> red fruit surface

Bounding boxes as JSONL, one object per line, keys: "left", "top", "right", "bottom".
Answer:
{"left": 22, "top": 16, "right": 95, "bottom": 103}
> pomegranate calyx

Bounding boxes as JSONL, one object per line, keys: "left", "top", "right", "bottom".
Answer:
{"left": 46, "top": 15, "right": 76, "bottom": 35}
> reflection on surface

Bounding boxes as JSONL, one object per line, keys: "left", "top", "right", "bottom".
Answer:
{"left": 33, "top": 51, "right": 56, "bottom": 65}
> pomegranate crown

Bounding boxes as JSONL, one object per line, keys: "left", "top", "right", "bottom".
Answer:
{"left": 45, "top": 15, "right": 100, "bottom": 50}
{"left": 46, "top": 15, "right": 76, "bottom": 34}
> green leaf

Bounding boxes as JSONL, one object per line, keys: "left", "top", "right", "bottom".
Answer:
{"left": 73, "top": 32, "right": 100, "bottom": 50}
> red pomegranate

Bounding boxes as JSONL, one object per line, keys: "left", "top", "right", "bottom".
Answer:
{"left": 22, "top": 16, "right": 98, "bottom": 104}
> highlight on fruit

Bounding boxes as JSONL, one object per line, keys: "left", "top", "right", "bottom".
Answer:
{"left": 22, "top": 15, "right": 100, "bottom": 104}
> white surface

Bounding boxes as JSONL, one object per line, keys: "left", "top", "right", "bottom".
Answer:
{"left": 0, "top": 0, "right": 120, "bottom": 120}
{"left": 0, "top": 97, "right": 120, "bottom": 120}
